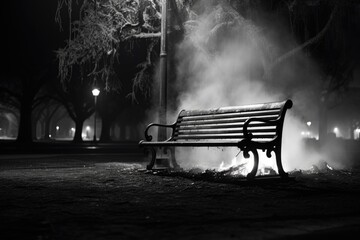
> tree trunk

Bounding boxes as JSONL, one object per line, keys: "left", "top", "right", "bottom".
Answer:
{"left": 73, "top": 119, "right": 84, "bottom": 142}
{"left": 349, "top": 120, "right": 355, "bottom": 140}
{"left": 31, "top": 117, "right": 38, "bottom": 141}
{"left": 100, "top": 117, "right": 111, "bottom": 142}
{"left": 32, "top": 109, "right": 45, "bottom": 141}
{"left": 16, "top": 96, "right": 33, "bottom": 143}
{"left": 44, "top": 116, "right": 52, "bottom": 140}
{"left": 119, "top": 124, "right": 126, "bottom": 140}
{"left": 318, "top": 95, "right": 328, "bottom": 143}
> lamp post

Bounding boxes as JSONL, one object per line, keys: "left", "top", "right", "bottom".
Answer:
{"left": 158, "top": 0, "right": 168, "bottom": 141}
{"left": 333, "top": 127, "right": 339, "bottom": 137}
{"left": 306, "top": 121, "right": 311, "bottom": 138}
{"left": 92, "top": 88, "right": 100, "bottom": 142}
{"left": 56, "top": 126, "right": 60, "bottom": 139}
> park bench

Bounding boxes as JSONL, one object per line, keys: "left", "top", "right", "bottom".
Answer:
{"left": 139, "top": 99, "right": 293, "bottom": 179}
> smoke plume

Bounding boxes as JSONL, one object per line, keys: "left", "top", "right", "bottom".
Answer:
{"left": 171, "top": 1, "right": 323, "bottom": 172}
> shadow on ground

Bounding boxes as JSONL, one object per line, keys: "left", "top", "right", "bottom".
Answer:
{"left": 1, "top": 154, "right": 360, "bottom": 239}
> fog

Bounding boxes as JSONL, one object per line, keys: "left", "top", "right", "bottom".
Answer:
{"left": 170, "top": 1, "right": 324, "bottom": 173}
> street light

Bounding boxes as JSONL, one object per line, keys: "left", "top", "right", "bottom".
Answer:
{"left": 56, "top": 126, "right": 60, "bottom": 139}
{"left": 85, "top": 126, "right": 91, "bottom": 139}
{"left": 333, "top": 127, "right": 339, "bottom": 137}
{"left": 158, "top": 0, "right": 168, "bottom": 141}
{"left": 355, "top": 128, "right": 360, "bottom": 140}
{"left": 306, "top": 121, "right": 312, "bottom": 138}
{"left": 92, "top": 88, "right": 100, "bottom": 142}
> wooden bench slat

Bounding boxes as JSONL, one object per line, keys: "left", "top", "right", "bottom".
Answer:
{"left": 175, "top": 128, "right": 276, "bottom": 135}
{"left": 173, "top": 133, "right": 275, "bottom": 140}
{"left": 139, "top": 140, "right": 242, "bottom": 147}
{"left": 176, "top": 122, "right": 271, "bottom": 130}
{"left": 180, "top": 109, "right": 281, "bottom": 121}
{"left": 178, "top": 115, "right": 278, "bottom": 126}
{"left": 179, "top": 102, "right": 286, "bottom": 116}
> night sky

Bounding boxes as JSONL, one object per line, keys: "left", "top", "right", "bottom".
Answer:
{"left": 1, "top": 1, "right": 66, "bottom": 78}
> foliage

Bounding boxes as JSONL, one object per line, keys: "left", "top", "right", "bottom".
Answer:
{"left": 56, "top": 0, "right": 164, "bottom": 91}
{"left": 56, "top": 0, "right": 359, "bottom": 100}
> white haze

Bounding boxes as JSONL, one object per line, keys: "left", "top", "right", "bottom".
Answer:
{"left": 171, "top": 2, "right": 323, "bottom": 173}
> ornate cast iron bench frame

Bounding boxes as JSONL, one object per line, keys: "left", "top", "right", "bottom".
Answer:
{"left": 139, "top": 99, "right": 293, "bottom": 179}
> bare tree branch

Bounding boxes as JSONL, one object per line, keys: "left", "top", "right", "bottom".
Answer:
{"left": 264, "top": 3, "right": 339, "bottom": 79}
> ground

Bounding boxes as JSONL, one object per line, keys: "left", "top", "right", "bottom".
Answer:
{"left": 1, "top": 153, "right": 360, "bottom": 239}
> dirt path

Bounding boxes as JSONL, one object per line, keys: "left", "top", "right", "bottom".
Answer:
{"left": 1, "top": 155, "right": 360, "bottom": 239}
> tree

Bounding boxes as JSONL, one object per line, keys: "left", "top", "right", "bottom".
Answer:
{"left": 55, "top": 0, "right": 165, "bottom": 90}
{"left": 0, "top": 71, "right": 49, "bottom": 143}
{"left": 56, "top": 0, "right": 360, "bottom": 143}
{"left": 33, "top": 99, "right": 62, "bottom": 140}
{"left": 97, "top": 90, "right": 128, "bottom": 142}
{"left": 53, "top": 76, "right": 95, "bottom": 142}
{"left": 0, "top": 106, "right": 19, "bottom": 138}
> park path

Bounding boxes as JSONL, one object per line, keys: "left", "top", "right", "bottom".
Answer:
{"left": 1, "top": 154, "right": 360, "bottom": 239}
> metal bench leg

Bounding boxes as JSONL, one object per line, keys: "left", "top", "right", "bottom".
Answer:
{"left": 275, "top": 147, "right": 288, "bottom": 178}
{"left": 244, "top": 148, "right": 259, "bottom": 180}
{"left": 169, "top": 147, "right": 181, "bottom": 170}
{"left": 146, "top": 147, "right": 157, "bottom": 170}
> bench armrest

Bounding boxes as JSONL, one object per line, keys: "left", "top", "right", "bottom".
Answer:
{"left": 144, "top": 123, "right": 176, "bottom": 141}
{"left": 243, "top": 117, "right": 281, "bottom": 139}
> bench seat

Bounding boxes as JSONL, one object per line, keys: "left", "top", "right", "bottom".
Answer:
{"left": 139, "top": 99, "right": 293, "bottom": 179}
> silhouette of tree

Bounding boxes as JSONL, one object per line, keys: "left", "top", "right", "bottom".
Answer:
{"left": 0, "top": 71, "right": 49, "bottom": 143}
{"left": 55, "top": 0, "right": 165, "bottom": 90}
{"left": 52, "top": 77, "right": 95, "bottom": 142}
{"left": 33, "top": 99, "right": 62, "bottom": 140}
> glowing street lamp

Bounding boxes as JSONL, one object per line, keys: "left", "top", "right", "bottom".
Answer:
{"left": 355, "top": 128, "right": 360, "bottom": 140}
{"left": 305, "top": 121, "right": 312, "bottom": 138}
{"left": 56, "top": 125, "right": 60, "bottom": 138}
{"left": 92, "top": 88, "right": 100, "bottom": 97}
{"left": 92, "top": 88, "right": 100, "bottom": 142}
{"left": 86, "top": 126, "right": 91, "bottom": 139}
{"left": 333, "top": 127, "right": 339, "bottom": 137}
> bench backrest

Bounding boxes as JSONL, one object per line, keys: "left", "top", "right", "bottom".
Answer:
{"left": 172, "top": 100, "right": 293, "bottom": 142}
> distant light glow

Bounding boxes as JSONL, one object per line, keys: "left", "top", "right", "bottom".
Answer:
{"left": 355, "top": 128, "right": 360, "bottom": 140}
{"left": 56, "top": 126, "right": 60, "bottom": 131}
{"left": 92, "top": 88, "right": 100, "bottom": 96}
{"left": 306, "top": 121, "right": 312, "bottom": 127}
{"left": 71, "top": 128, "right": 75, "bottom": 132}
{"left": 49, "top": 134, "right": 52, "bottom": 138}
{"left": 333, "top": 127, "right": 339, "bottom": 133}
{"left": 301, "top": 131, "right": 312, "bottom": 138}
{"left": 86, "top": 126, "right": 91, "bottom": 131}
